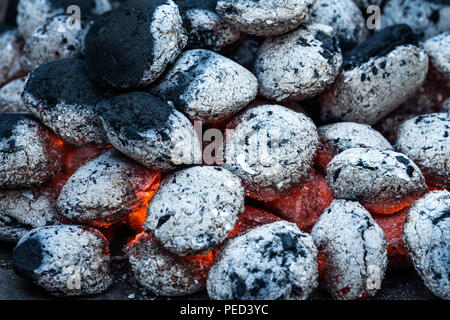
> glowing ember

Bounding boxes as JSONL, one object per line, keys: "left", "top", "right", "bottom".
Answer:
{"left": 227, "top": 205, "right": 282, "bottom": 238}
{"left": 363, "top": 196, "right": 420, "bottom": 215}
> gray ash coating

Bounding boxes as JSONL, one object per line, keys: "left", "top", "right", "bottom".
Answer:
{"left": 223, "top": 105, "right": 318, "bottom": 201}
{"left": 403, "top": 190, "right": 450, "bottom": 300}
{"left": 423, "top": 32, "right": 450, "bottom": 87}
{"left": 216, "top": 0, "right": 316, "bottom": 36}
{"left": 311, "top": 200, "right": 387, "bottom": 300}
{"left": 0, "top": 77, "right": 27, "bottom": 113}
{"left": 207, "top": 221, "right": 318, "bottom": 300}
{"left": 22, "top": 58, "right": 110, "bottom": 146}
{"left": 254, "top": 23, "right": 343, "bottom": 102}
{"left": 98, "top": 92, "right": 201, "bottom": 171}
{"left": 395, "top": 113, "right": 450, "bottom": 189}
{"left": 145, "top": 166, "right": 245, "bottom": 256}
{"left": 12, "top": 225, "right": 113, "bottom": 296}
{"left": 84, "top": 0, "right": 187, "bottom": 88}
{"left": 57, "top": 149, "right": 158, "bottom": 227}
{"left": 0, "top": 114, "right": 63, "bottom": 189}
{"left": 0, "top": 25, "right": 22, "bottom": 85}
{"left": 151, "top": 49, "right": 258, "bottom": 122}
{"left": 326, "top": 148, "right": 428, "bottom": 213}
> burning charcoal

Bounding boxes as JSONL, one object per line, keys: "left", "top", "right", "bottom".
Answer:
{"left": 320, "top": 24, "right": 429, "bottom": 125}
{"left": 126, "top": 232, "right": 214, "bottom": 296}
{"left": 84, "top": 0, "right": 187, "bottom": 88}
{"left": 98, "top": 92, "right": 201, "bottom": 171}
{"left": 255, "top": 23, "right": 342, "bottom": 102}
{"left": 216, "top": 0, "right": 316, "bottom": 36}
{"left": 207, "top": 221, "right": 318, "bottom": 300}
{"left": 423, "top": 32, "right": 450, "bottom": 87}
{"left": 228, "top": 36, "right": 263, "bottom": 71}
{"left": 382, "top": 0, "right": 450, "bottom": 40}
{"left": 17, "top": 0, "right": 111, "bottom": 40}
{"left": 396, "top": 113, "right": 450, "bottom": 190}
{"left": 372, "top": 209, "right": 411, "bottom": 269}
{"left": 57, "top": 149, "right": 160, "bottom": 228}
{"left": 0, "top": 114, "right": 63, "bottom": 189}
{"left": 223, "top": 104, "right": 318, "bottom": 201}
{"left": 0, "top": 187, "right": 58, "bottom": 243}
{"left": 22, "top": 58, "right": 110, "bottom": 146}
{"left": 263, "top": 169, "right": 333, "bottom": 233}
{"left": 0, "top": 25, "right": 22, "bottom": 85}
{"left": 12, "top": 225, "right": 113, "bottom": 296}
{"left": 316, "top": 122, "right": 393, "bottom": 170}
{"left": 21, "top": 14, "right": 94, "bottom": 72}
{"left": 145, "top": 166, "right": 245, "bottom": 256}
{"left": 227, "top": 205, "right": 282, "bottom": 238}
{"left": 326, "top": 148, "right": 428, "bottom": 214}
{"left": 175, "top": 0, "right": 240, "bottom": 51}
{"left": 403, "top": 190, "right": 450, "bottom": 300}
{"left": 311, "top": 200, "right": 387, "bottom": 300}
{"left": 151, "top": 49, "right": 258, "bottom": 122}
{"left": 0, "top": 77, "right": 27, "bottom": 113}
{"left": 307, "top": 0, "right": 369, "bottom": 51}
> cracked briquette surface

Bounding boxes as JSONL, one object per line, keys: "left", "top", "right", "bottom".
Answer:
{"left": 307, "top": 0, "right": 369, "bottom": 51}
{"left": 175, "top": 0, "right": 240, "bottom": 51}
{"left": 145, "top": 166, "right": 245, "bottom": 256}
{"left": 254, "top": 23, "right": 342, "bottom": 102}
{"left": 57, "top": 149, "right": 159, "bottom": 227}
{"left": 17, "top": 0, "right": 111, "bottom": 40}
{"left": 12, "top": 225, "right": 113, "bottom": 296}
{"left": 126, "top": 232, "right": 213, "bottom": 296}
{"left": 395, "top": 113, "right": 450, "bottom": 189}
{"left": 22, "top": 58, "right": 110, "bottom": 147}
{"left": 151, "top": 49, "right": 258, "bottom": 122}
{"left": 98, "top": 92, "right": 201, "bottom": 171}
{"left": 222, "top": 104, "right": 318, "bottom": 201}
{"left": 207, "top": 221, "right": 318, "bottom": 300}
{"left": 0, "top": 25, "right": 22, "bottom": 85}
{"left": 326, "top": 148, "right": 428, "bottom": 212}
{"left": 0, "top": 77, "right": 27, "bottom": 113}
{"left": 0, "top": 114, "right": 63, "bottom": 189}
{"left": 216, "top": 0, "right": 316, "bottom": 36}
{"left": 311, "top": 200, "right": 387, "bottom": 300}
{"left": 423, "top": 32, "right": 450, "bottom": 87}
{"left": 84, "top": 0, "right": 187, "bottom": 88}
{"left": 403, "top": 190, "right": 450, "bottom": 300}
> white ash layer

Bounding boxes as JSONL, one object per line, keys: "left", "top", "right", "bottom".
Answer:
{"left": 403, "top": 190, "right": 450, "bottom": 300}
{"left": 311, "top": 200, "right": 387, "bottom": 300}
{"left": 254, "top": 23, "right": 342, "bottom": 102}
{"left": 0, "top": 26, "right": 22, "bottom": 86}
{"left": 12, "top": 225, "right": 113, "bottom": 296}
{"left": 0, "top": 77, "right": 27, "bottom": 113}
{"left": 423, "top": 32, "right": 450, "bottom": 87}
{"left": 207, "top": 221, "right": 318, "bottom": 300}
{"left": 145, "top": 166, "right": 245, "bottom": 256}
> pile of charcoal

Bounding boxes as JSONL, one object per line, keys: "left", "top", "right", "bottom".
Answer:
{"left": 0, "top": 0, "right": 449, "bottom": 300}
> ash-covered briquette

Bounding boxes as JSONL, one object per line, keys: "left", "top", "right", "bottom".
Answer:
{"left": 126, "top": 232, "right": 214, "bottom": 296}
{"left": 0, "top": 114, "right": 63, "bottom": 189}
{"left": 12, "top": 225, "right": 113, "bottom": 296}
{"left": 151, "top": 49, "right": 258, "bottom": 122}
{"left": 21, "top": 14, "right": 93, "bottom": 72}
{"left": 175, "top": 0, "right": 240, "bottom": 51}
{"left": 307, "top": 0, "right": 369, "bottom": 51}
{"left": 207, "top": 221, "right": 318, "bottom": 300}
{"left": 98, "top": 92, "right": 201, "bottom": 171}
{"left": 223, "top": 104, "right": 318, "bottom": 201}
{"left": 320, "top": 24, "right": 429, "bottom": 125}
{"left": 227, "top": 36, "right": 263, "bottom": 71}
{"left": 216, "top": 0, "right": 316, "bottom": 36}
{"left": 316, "top": 122, "right": 393, "bottom": 170}
{"left": 0, "top": 77, "right": 27, "bottom": 113}
{"left": 22, "top": 58, "right": 110, "bottom": 147}
{"left": 382, "top": 0, "right": 450, "bottom": 40}
{"left": 145, "top": 166, "right": 245, "bottom": 256}
{"left": 311, "top": 200, "right": 387, "bottom": 300}
{"left": 57, "top": 149, "right": 160, "bottom": 228}
{"left": 326, "top": 148, "right": 428, "bottom": 214}
{"left": 0, "top": 187, "right": 58, "bottom": 243}
{"left": 84, "top": 0, "right": 187, "bottom": 89}
{"left": 17, "top": 0, "right": 111, "bottom": 40}
{"left": 254, "top": 23, "right": 342, "bottom": 102}
{"left": 403, "top": 190, "right": 450, "bottom": 300}
{"left": 395, "top": 113, "right": 450, "bottom": 190}
{"left": 0, "top": 25, "right": 22, "bottom": 85}
{"left": 423, "top": 32, "right": 450, "bottom": 87}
